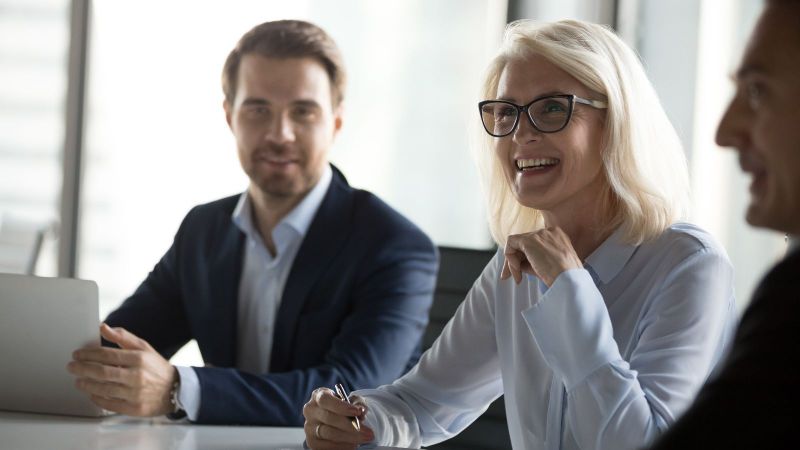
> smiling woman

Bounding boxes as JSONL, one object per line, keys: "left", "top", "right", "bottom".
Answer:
{"left": 490, "top": 54, "right": 610, "bottom": 250}
{"left": 476, "top": 20, "right": 690, "bottom": 248}
{"left": 302, "top": 19, "right": 738, "bottom": 450}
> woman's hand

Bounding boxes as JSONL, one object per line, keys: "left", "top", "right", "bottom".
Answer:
{"left": 303, "top": 387, "right": 374, "bottom": 450}
{"left": 501, "top": 226, "right": 583, "bottom": 287}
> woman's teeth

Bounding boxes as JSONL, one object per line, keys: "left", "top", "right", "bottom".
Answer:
{"left": 516, "top": 158, "right": 559, "bottom": 171}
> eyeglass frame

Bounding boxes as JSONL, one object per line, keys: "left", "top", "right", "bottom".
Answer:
{"left": 478, "top": 94, "right": 608, "bottom": 137}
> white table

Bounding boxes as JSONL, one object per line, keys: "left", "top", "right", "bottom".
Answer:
{"left": 0, "top": 410, "right": 306, "bottom": 450}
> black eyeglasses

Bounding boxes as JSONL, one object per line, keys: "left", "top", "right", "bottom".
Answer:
{"left": 478, "top": 94, "right": 608, "bottom": 137}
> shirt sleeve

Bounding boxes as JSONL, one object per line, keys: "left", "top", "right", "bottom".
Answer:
{"left": 175, "top": 365, "right": 201, "bottom": 421}
{"left": 522, "top": 247, "right": 734, "bottom": 450}
{"left": 356, "top": 253, "right": 505, "bottom": 448}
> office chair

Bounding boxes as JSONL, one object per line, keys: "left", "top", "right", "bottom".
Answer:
{"left": 425, "top": 245, "right": 512, "bottom": 450}
{"left": 0, "top": 213, "right": 53, "bottom": 275}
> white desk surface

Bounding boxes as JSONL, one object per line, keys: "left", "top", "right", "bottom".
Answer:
{"left": 0, "top": 410, "right": 412, "bottom": 450}
{"left": 0, "top": 410, "right": 306, "bottom": 450}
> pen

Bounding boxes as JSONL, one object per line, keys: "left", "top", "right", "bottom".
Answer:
{"left": 334, "top": 383, "right": 361, "bottom": 432}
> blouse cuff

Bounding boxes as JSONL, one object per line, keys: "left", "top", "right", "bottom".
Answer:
{"left": 521, "top": 269, "right": 622, "bottom": 390}
{"left": 175, "top": 365, "right": 201, "bottom": 421}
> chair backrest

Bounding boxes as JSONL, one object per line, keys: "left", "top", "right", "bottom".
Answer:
{"left": 0, "top": 214, "right": 51, "bottom": 275}
{"left": 425, "top": 246, "right": 512, "bottom": 450}
{"left": 423, "top": 246, "right": 495, "bottom": 348}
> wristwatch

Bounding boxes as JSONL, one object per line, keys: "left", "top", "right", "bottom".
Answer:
{"left": 167, "top": 379, "right": 187, "bottom": 420}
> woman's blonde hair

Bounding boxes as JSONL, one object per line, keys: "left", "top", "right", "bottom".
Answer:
{"left": 475, "top": 19, "right": 689, "bottom": 246}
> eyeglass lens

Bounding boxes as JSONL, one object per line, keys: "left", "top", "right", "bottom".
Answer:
{"left": 480, "top": 96, "right": 572, "bottom": 136}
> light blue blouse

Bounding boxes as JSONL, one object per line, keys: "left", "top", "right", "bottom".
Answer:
{"left": 359, "top": 223, "right": 736, "bottom": 450}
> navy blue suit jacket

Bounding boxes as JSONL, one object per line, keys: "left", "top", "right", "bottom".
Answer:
{"left": 105, "top": 166, "right": 438, "bottom": 425}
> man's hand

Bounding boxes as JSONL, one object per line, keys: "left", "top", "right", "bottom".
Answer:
{"left": 67, "top": 323, "right": 177, "bottom": 416}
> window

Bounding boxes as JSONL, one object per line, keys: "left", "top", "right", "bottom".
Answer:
{"left": 619, "top": 0, "right": 782, "bottom": 311}
{"left": 79, "top": 0, "right": 506, "bottom": 363}
{"left": 0, "top": 0, "right": 70, "bottom": 276}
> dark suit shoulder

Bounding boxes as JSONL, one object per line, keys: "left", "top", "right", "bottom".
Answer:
{"left": 184, "top": 194, "right": 240, "bottom": 221}
{"left": 347, "top": 188, "right": 435, "bottom": 251}
{"left": 736, "top": 250, "right": 800, "bottom": 347}
{"left": 753, "top": 248, "right": 800, "bottom": 294}
{"left": 309, "top": 177, "right": 435, "bottom": 278}
{"left": 175, "top": 194, "right": 240, "bottom": 234}
{"left": 166, "top": 194, "right": 243, "bottom": 260}
{"left": 324, "top": 167, "right": 419, "bottom": 233}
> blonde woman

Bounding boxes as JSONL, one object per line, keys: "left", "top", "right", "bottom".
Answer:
{"left": 302, "top": 19, "right": 736, "bottom": 450}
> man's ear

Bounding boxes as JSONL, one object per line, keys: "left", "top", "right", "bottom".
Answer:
{"left": 333, "top": 103, "right": 344, "bottom": 136}
{"left": 223, "top": 99, "right": 233, "bottom": 130}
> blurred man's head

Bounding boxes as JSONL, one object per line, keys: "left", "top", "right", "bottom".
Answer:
{"left": 716, "top": 0, "right": 800, "bottom": 234}
{"left": 222, "top": 20, "right": 345, "bottom": 203}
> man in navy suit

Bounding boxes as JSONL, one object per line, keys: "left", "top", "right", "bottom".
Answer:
{"left": 67, "top": 20, "right": 437, "bottom": 426}
{"left": 651, "top": 1, "right": 800, "bottom": 448}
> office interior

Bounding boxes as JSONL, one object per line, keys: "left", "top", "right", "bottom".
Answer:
{"left": 0, "top": 0, "right": 781, "bottom": 390}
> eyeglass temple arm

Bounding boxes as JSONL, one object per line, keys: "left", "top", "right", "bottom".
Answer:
{"left": 574, "top": 96, "right": 608, "bottom": 109}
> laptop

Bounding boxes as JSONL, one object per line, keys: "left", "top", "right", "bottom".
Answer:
{"left": 0, "top": 272, "right": 109, "bottom": 417}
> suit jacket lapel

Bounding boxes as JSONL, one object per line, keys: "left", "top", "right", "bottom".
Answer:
{"left": 206, "top": 217, "right": 245, "bottom": 367}
{"left": 270, "top": 166, "right": 354, "bottom": 371}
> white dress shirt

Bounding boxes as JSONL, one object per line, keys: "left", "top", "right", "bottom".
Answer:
{"left": 789, "top": 234, "right": 798, "bottom": 253}
{"left": 175, "top": 166, "right": 332, "bottom": 420}
{"left": 358, "top": 223, "right": 736, "bottom": 450}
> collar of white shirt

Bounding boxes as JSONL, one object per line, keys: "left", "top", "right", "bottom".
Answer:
{"left": 231, "top": 164, "right": 333, "bottom": 257}
{"left": 583, "top": 226, "right": 637, "bottom": 285}
{"left": 788, "top": 234, "right": 799, "bottom": 256}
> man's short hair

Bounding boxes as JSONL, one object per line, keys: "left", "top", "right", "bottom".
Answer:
{"left": 222, "top": 20, "right": 346, "bottom": 107}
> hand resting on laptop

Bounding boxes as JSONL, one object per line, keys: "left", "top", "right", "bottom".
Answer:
{"left": 67, "top": 323, "right": 178, "bottom": 417}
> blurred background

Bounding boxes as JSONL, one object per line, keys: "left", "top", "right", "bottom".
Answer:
{"left": 0, "top": 0, "right": 783, "bottom": 366}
